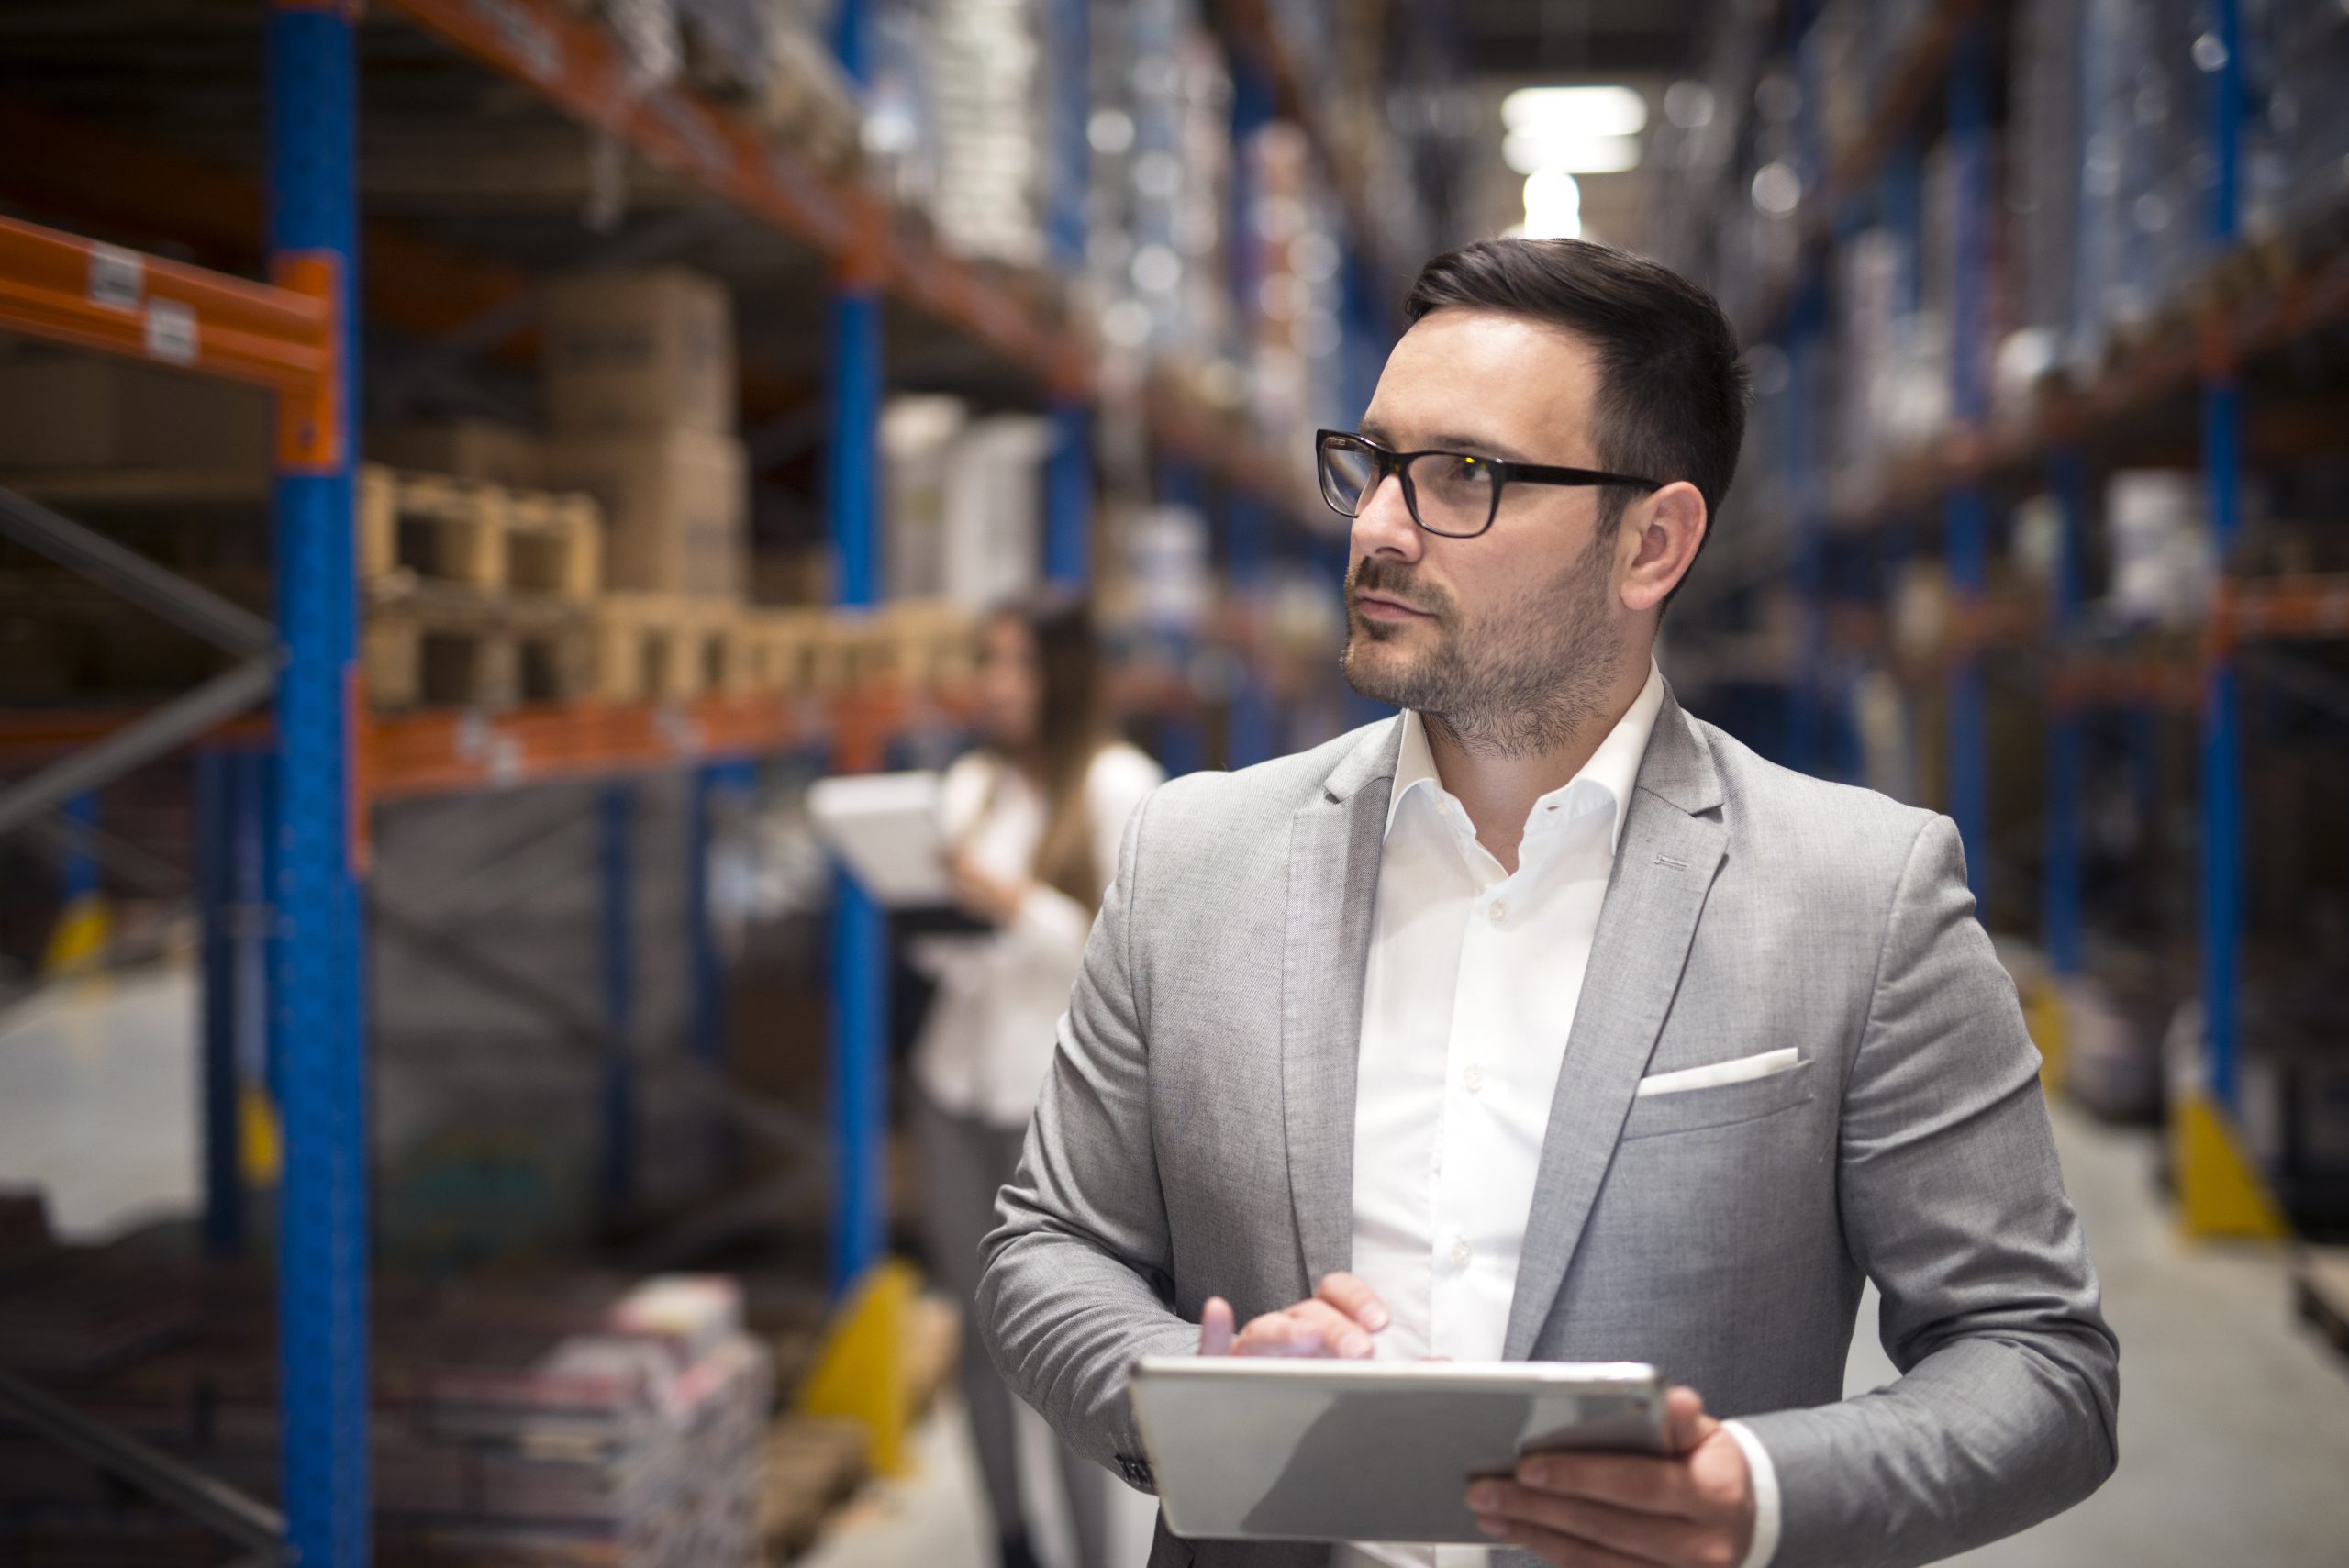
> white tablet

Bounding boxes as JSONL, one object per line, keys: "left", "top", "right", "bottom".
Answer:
{"left": 1127, "top": 1358, "right": 1666, "bottom": 1545}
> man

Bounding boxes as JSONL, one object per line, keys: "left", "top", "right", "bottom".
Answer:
{"left": 978, "top": 238, "right": 2118, "bottom": 1568}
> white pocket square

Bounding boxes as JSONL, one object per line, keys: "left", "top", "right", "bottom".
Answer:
{"left": 1635, "top": 1048, "right": 1801, "bottom": 1099}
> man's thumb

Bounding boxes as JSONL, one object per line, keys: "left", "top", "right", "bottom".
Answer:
{"left": 1199, "top": 1296, "right": 1236, "bottom": 1356}
{"left": 1664, "top": 1386, "right": 1718, "bottom": 1454}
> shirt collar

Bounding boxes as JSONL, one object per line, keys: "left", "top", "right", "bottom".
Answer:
{"left": 1385, "top": 660, "right": 1666, "bottom": 855}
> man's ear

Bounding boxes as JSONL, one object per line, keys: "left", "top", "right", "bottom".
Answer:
{"left": 1620, "top": 481, "right": 1708, "bottom": 614}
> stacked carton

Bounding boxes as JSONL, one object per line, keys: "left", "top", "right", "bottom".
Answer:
{"left": 0, "top": 1253, "right": 774, "bottom": 1568}
{"left": 539, "top": 269, "right": 749, "bottom": 603}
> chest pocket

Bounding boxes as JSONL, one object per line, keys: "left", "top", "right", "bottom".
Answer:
{"left": 1618, "top": 1055, "right": 1815, "bottom": 1140}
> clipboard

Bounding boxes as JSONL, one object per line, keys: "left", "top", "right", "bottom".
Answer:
{"left": 1126, "top": 1357, "right": 1666, "bottom": 1544}
{"left": 807, "top": 771, "right": 953, "bottom": 908}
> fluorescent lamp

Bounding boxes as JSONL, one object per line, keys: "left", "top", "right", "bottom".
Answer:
{"left": 1504, "top": 126, "right": 1642, "bottom": 175}
{"left": 1521, "top": 170, "right": 1582, "bottom": 239}
{"left": 1501, "top": 85, "right": 1648, "bottom": 138}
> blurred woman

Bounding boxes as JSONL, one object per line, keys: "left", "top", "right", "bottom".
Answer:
{"left": 910, "top": 593, "right": 1162, "bottom": 1568}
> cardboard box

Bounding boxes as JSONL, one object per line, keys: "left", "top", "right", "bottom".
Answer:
{"left": 0, "top": 353, "right": 270, "bottom": 473}
{"left": 368, "top": 418, "right": 542, "bottom": 488}
{"left": 542, "top": 267, "right": 736, "bottom": 435}
{"left": 543, "top": 428, "right": 747, "bottom": 598}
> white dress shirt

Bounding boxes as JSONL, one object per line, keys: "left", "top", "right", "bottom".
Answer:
{"left": 909, "top": 741, "right": 1163, "bottom": 1128}
{"left": 1336, "top": 663, "right": 1779, "bottom": 1568}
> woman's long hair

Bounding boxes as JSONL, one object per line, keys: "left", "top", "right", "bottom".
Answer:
{"left": 996, "top": 593, "right": 1111, "bottom": 911}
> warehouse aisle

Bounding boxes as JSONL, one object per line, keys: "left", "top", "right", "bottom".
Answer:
{"left": 0, "top": 962, "right": 195, "bottom": 1240}
{"left": 10, "top": 968, "right": 2348, "bottom": 1565}
{"left": 1853, "top": 1104, "right": 2349, "bottom": 1567}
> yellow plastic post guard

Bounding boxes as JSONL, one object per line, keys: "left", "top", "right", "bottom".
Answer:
{"left": 39, "top": 893, "right": 110, "bottom": 976}
{"left": 239, "top": 1083, "right": 284, "bottom": 1187}
{"left": 796, "top": 1257, "right": 917, "bottom": 1475}
{"left": 2173, "top": 1086, "right": 2289, "bottom": 1240}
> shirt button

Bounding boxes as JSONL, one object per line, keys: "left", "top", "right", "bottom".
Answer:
{"left": 1464, "top": 1064, "right": 1485, "bottom": 1095}
{"left": 1450, "top": 1240, "right": 1473, "bottom": 1270}
{"left": 1488, "top": 900, "right": 1508, "bottom": 926}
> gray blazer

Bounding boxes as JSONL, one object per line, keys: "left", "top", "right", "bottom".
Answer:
{"left": 979, "top": 689, "right": 2118, "bottom": 1568}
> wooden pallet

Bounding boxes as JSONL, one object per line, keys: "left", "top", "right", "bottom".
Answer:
{"left": 591, "top": 594, "right": 742, "bottom": 704}
{"left": 360, "top": 464, "right": 601, "bottom": 600}
{"left": 761, "top": 1416, "right": 870, "bottom": 1562}
{"left": 363, "top": 585, "right": 592, "bottom": 710}
{"left": 901, "top": 1293, "right": 960, "bottom": 1420}
{"left": 876, "top": 601, "right": 977, "bottom": 694}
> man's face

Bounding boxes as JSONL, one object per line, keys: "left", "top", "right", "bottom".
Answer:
{"left": 1341, "top": 308, "right": 1633, "bottom": 754}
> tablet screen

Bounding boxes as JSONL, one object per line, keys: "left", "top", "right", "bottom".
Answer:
{"left": 1130, "top": 1360, "right": 1664, "bottom": 1544}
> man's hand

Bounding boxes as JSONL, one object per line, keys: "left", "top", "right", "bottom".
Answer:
{"left": 1197, "top": 1273, "right": 1390, "bottom": 1359}
{"left": 1465, "top": 1387, "right": 1755, "bottom": 1568}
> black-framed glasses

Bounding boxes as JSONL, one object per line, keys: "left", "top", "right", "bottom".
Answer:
{"left": 1315, "top": 428, "right": 1663, "bottom": 539}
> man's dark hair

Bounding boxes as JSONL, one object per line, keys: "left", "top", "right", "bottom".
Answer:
{"left": 1403, "top": 237, "right": 1751, "bottom": 596}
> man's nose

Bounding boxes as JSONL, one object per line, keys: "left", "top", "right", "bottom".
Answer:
{"left": 1352, "top": 473, "right": 1422, "bottom": 561}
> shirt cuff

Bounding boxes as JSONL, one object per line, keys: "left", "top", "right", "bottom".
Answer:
{"left": 1720, "top": 1419, "right": 1781, "bottom": 1568}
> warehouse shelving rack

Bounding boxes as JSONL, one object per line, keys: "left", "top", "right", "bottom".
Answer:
{"left": 0, "top": 2, "right": 1403, "bottom": 1562}
{"left": 1687, "top": 0, "right": 2349, "bottom": 1238}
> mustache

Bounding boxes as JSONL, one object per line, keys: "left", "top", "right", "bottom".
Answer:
{"left": 1346, "top": 559, "right": 1450, "bottom": 619}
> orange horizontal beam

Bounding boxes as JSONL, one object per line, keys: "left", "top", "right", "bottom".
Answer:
{"left": 0, "top": 215, "right": 331, "bottom": 395}
{"left": 382, "top": 0, "right": 1083, "bottom": 393}
{"left": 1745, "top": 0, "right": 1976, "bottom": 345}
{"left": 2217, "top": 575, "right": 2349, "bottom": 645}
{"left": 1831, "top": 251, "right": 2349, "bottom": 533}
{"left": 0, "top": 101, "right": 534, "bottom": 358}
{"left": 2050, "top": 654, "right": 2202, "bottom": 711}
{"left": 360, "top": 693, "right": 809, "bottom": 801}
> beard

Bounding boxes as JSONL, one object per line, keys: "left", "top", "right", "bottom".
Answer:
{"left": 1340, "top": 528, "right": 1620, "bottom": 760}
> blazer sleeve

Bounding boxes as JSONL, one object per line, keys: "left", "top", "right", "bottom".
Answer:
{"left": 976, "top": 783, "right": 1197, "bottom": 1484}
{"left": 1737, "top": 814, "right": 2120, "bottom": 1568}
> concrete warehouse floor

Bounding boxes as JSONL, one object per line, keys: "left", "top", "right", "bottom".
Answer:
{"left": 6, "top": 966, "right": 2348, "bottom": 1566}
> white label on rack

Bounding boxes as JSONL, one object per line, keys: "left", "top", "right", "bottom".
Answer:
{"left": 88, "top": 244, "right": 143, "bottom": 311}
{"left": 145, "top": 300, "right": 198, "bottom": 365}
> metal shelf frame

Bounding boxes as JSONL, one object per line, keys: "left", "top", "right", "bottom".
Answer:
{"left": 1709, "top": 0, "right": 2347, "bottom": 1233}
{"left": 0, "top": 0, "right": 1413, "bottom": 1558}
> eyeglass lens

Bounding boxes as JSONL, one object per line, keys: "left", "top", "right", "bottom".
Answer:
{"left": 1321, "top": 439, "right": 1497, "bottom": 537}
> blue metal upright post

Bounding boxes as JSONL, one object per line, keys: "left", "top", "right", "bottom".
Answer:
{"left": 266, "top": 3, "right": 365, "bottom": 1562}
{"left": 2199, "top": 0, "right": 2246, "bottom": 1113}
{"left": 600, "top": 784, "right": 636, "bottom": 1215}
{"left": 58, "top": 791, "right": 97, "bottom": 905}
{"left": 1943, "top": 17, "right": 1991, "bottom": 908}
{"left": 2044, "top": 449, "right": 2087, "bottom": 979}
{"left": 1042, "top": 0, "right": 1091, "bottom": 591}
{"left": 827, "top": 0, "right": 890, "bottom": 1299}
{"left": 1045, "top": 405, "right": 1091, "bottom": 589}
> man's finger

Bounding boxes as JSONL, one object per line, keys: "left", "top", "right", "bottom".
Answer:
{"left": 1315, "top": 1272, "right": 1392, "bottom": 1332}
{"left": 1663, "top": 1386, "right": 1717, "bottom": 1455}
{"left": 1198, "top": 1296, "right": 1235, "bottom": 1356}
{"left": 1233, "top": 1312, "right": 1323, "bottom": 1357}
{"left": 1283, "top": 1299, "right": 1375, "bottom": 1358}
{"left": 1513, "top": 1451, "right": 1698, "bottom": 1519}
{"left": 1466, "top": 1481, "right": 1709, "bottom": 1563}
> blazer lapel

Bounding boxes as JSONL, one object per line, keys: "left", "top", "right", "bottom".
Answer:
{"left": 1280, "top": 718, "right": 1403, "bottom": 1295}
{"left": 1504, "top": 693, "right": 1727, "bottom": 1360}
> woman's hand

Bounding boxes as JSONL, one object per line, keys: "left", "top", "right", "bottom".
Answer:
{"left": 948, "top": 847, "right": 1030, "bottom": 925}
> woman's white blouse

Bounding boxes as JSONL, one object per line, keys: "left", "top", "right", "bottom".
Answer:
{"left": 907, "top": 740, "right": 1164, "bottom": 1128}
